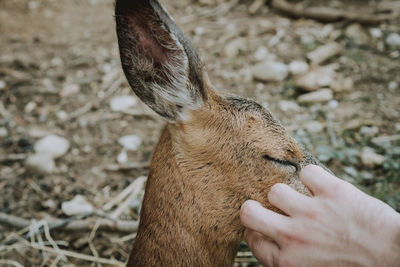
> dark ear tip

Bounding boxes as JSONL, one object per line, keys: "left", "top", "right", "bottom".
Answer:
{"left": 115, "top": 0, "right": 149, "bottom": 11}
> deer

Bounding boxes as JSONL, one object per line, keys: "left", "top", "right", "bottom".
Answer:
{"left": 115, "top": 0, "right": 322, "bottom": 266}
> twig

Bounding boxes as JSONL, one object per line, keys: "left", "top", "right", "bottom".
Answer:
{"left": 88, "top": 222, "right": 101, "bottom": 267}
{"left": 24, "top": 241, "right": 125, "bottom": 267}
{"left": 103, "top": 178, "right": 145, "bottom": 211}
{"left": 0, "top": 260, "right": 24, "bottom": 267}
{"left": 110, "top": 176, "right": 147, "bottom": 220}
{"left": 270, "top": 0, "right": 398, "bottom": 24}
{"left": 372, "top": 134, "right": 400, "bottom": 144}
{"left": 67, "top": 102, "right": 93, "bottom": 121}
{"left": 0, "top": 154, "right": 26, "bottom": 163}
{"left": 0, "top": 212, "right": 139, "bottom": 245}
{"left": 104, "top": 161, "right": 150, "bottom": 171}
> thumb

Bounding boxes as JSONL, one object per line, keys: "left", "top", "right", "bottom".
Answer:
{"left": 244, "top": 228, "right": 280, "bottom": 266}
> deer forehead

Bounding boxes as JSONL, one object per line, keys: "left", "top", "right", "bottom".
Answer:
{"left": 174, "top": 95, "right": 302, "bottom": 160}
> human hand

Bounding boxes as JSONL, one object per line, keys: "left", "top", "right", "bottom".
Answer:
{"left": 240, "top": 165, "right": 400, "bottom": 267}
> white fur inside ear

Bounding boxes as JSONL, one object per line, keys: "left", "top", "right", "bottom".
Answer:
{"left": 149, "top": 34, "right": 203, "bottom": 121}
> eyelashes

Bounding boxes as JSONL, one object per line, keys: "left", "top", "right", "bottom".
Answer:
{"left": 262, "top": 154, "right": 299, "bottom": 172}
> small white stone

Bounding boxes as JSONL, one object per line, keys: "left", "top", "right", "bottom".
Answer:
{"left": 360, "top": 147, "right": 385, "bottom": 167}
{"left": 62, "top": 195, "right": 94, "bottom": 216}
{"left": 307, "top": 42, "right": 343, "bottom": 65}
{"left": 0, "top": 80, "right": 5, "bottom": 90}
{"left": 345, "top": 23, "right": 369, "bottom": 44}
{"left": 110, "top": 95, "right": 137, "bottom": 112}
{"left": 43, "top": 199, "right": 56, "bottom": 209}
{"left": 194, "top": 27, "right": 205, "bottom": 36}
{"left": 295, "top": 67, "right": 335, "bottom": 91}
{"left": 83, "top": 145, "right": 92, "bottom": 153}
{"left": 330, "top": 76, "right": 354, "bottom": 92}
{"left": 278, "top": 100, "right": 302, "bottom": 113}
{"left": 55, "top": 110, "right": 68, "bottom": 121}
{"left": 60, "top": 83, "right": 80, "bottom": 97}
{"left": 395, "top": 123, "right": 400, "bottom": 132}
{"left": 34, "top": 135, "right": 70, "bottom": 158}
{"left": 251, "top": 61, "right": 288, "bottom": 82}
{"left": 24, "top": 101, "right": 37, "bottom": 113}
{"left": 386, "top": 33, "right": 400, "bottom": 47}
{"left": 26, "top": 153, "right": 56, "bottom": 173}
{"left": 224, "top": 38, "right": 246, "bottom": 58}
{"left": 119, "top": 135, "right": 142, "bottom": 151}
{"left": 327, "top": 100, "right": 339, "bottom": 109}
{"left": 369, "top": 28, "right": 383, "bottom": 38}
{"left": 51, "top": 57, "right": 64, "bottom": 67}
{"left": 288, "top": 60, "right": 309, "bottom": 75}
{"left": 297, "top": 89, "right": 333, "bottom": 104}
{"left": 360, "top": 126, "right": 379, "bottom": 137}
{"left": 304, "top": 121, "right": 324, "bottom": 133}
{"left": 388, "top": 81, "right": 398, "bottom": 90}
{"left": 117, "top": 150, "right": 128, "bottom": 164}
{"left": 253, "top": 46, "right": 269, "bottom": 61}
{"left": 0, "top": 127, "right": 8, "bottom": 138}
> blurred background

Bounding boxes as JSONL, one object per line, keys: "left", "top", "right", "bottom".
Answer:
{"left": 0, "top": 0, "right": 399, "bottom": 266}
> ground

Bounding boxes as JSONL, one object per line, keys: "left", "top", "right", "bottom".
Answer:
{"left": 0, "top": 0, "right": 399, "bottom": 266}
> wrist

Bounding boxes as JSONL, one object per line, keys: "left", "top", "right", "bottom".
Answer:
{"left": 376, "top": 208, "right": 400, "bottom": 267}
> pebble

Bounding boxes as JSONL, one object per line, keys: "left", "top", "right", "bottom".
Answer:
{"left": 288, "top": 60, "right": 309, "bottom": 75}
{"left": 55, "top": 110, "right": 68, "bottom": 121}
{"left": 60, "top": 83, "right": 80, "bottom": 97}
{"left": 224, "top": 38, "right": 246, "bottom": 58}
{"left": 360, "top": 126, "right": 379, "bottom": 137}
{"left": 251, "top": 60, "right": 288, "bottom": 82}
{"left": 297, "top": 89, "right": 333, "bottom": 104}
{"left": 369, "top": 28, "right": 383, "bottom": 38}
{"left": 345, "top": 23, "right": 369, "bottom": 44}
{"left": 117, "top": 150, "right": 128, "bottom": 164}
{"left": 295, "top": 67, "right": 334, "bottom": 91}
{"left": 278, "top": 100, "right": 302, "bottom": 113}
{"left": 388, "top": 81, "right": 398, "bottom": 90}
{"left": 110, "top": 95, "right": 137, "bottom": 112}
{"left": 307, "top": 42, "right": 343, "bottom": 65}
{"left": 386, "top": 33, "right": 400, "bottom": 47}
{"left": 26, "top": 153, "right": 56, "bottom": 173}
{"left": 330, "top": 76, "right": 354, "bottom": 92}
{"left": 62, "top": 195, "right": 94, "bottom": 216}
{"left": 118, "top": 135, "right": 142, "bottom": 151}
{"left": 42, "top": 199, "right": 56, "bottom": 209}
{"left": 395, "top": 123, "right": 400, "bottom": 132}
{"left": 34, "top": 135, "right": 70, "bottom": 158}
{"left": 24, "top": 101, "right": 37, "bottom": 113}
{"left": 304, "top": 121, "right": 324, "bottom": 133}
{"left": 0, "top": 127, "right": 7, "bottom": 138}
{"left": 360, "top": 147, "right": 385, "bottom": 167}
{"left": 253, "top": 46, "right": 269, "bottom": 61}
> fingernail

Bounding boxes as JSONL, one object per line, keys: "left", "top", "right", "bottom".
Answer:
{"left": 301, "top": 164, "right": 317, "bottom": 176}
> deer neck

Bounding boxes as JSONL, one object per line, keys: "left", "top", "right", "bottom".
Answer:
{"left": 127, "top": 126, "right": 242, "bottom": 267}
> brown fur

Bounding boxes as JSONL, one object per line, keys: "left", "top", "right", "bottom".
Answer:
{"left": 114, "top": 1, "right": 322, "bottom": 266}
{"left": 126, "top": 87, "right": 319, "bottom": 266}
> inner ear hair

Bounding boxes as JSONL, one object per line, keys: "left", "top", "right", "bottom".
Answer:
{"left": 115, "top": 0, "right": 207, "bottom": 122}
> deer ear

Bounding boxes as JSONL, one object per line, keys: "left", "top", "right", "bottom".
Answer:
{"left": 115, "top": 0, "right": 207, "bottom": 121}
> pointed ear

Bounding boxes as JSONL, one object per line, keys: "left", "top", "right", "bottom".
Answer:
{"left": 115, "top": 0, "right": 207, "bottom": 121}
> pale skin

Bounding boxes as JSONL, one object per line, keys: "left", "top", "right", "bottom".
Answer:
{"left": 240, "top": 165, "right": 400, "bottom": 267}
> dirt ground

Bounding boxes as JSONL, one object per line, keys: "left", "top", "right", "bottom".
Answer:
{"left": 0, "top": 0, "right": 399, "bottom": 266}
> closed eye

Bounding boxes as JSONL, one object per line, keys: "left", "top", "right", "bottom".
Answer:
{"left": 262, "top": 155, "right": 298, "bottom": 172}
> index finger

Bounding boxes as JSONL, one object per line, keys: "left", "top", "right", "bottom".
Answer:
{"left": 240, "top": 200, "right": 290, "bottom": 245}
